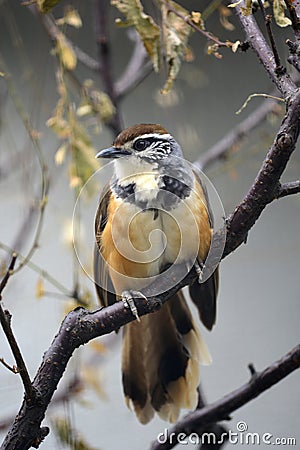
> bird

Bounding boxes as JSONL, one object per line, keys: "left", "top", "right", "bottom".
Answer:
{"left": 94, "top": 123, "right": 219, "bottom": 424}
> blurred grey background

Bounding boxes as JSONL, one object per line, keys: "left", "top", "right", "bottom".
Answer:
{"left": 0, "top": 1, "right": 299, "bottom": 449}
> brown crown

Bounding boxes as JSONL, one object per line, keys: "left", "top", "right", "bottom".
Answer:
{"left": 113, "top": 123, "right": 168, "bottom": 148}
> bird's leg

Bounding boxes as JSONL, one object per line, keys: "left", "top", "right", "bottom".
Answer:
{"left": 122, "top": 290, "right": 147, "bottom": 322}
{"left": 194, "top": 259, "right": 206, "bottom": 283}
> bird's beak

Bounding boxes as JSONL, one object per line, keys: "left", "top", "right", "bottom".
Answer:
{"left": 95, "top": 146, "right": 131, "bottom": 159}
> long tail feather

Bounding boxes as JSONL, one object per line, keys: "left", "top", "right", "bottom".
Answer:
{"left": 121, "top": 291, "right": 211, "bottom": 424}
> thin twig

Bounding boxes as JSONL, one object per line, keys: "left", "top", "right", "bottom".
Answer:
{"left": 0, "top": 253, "right": 17, "bottom": 297}
{"left": 257, "top": 0, "right": 284, "bottom": 74}
{"left": 0, "top": 255, "right": 34, "bottom": 398}
{"left": 284, "top": 0, "right": 300, "bottom": 41}
{"left": 276, "top": 180, "right": 300, "bottom": 198}
{"left": 236, "top": 1, "right": 296, "bottom": 97}
{"left": 0, "top": 358, "right": 19, "bottom": 374}
{"left": 160, "top": 0, "right": 230, "bottom": 48}
{"left": 0, "top": 307, "right": 34, "bottom": 401}
{"left": 150, "top": 344, "right": 300, "bottom": 450}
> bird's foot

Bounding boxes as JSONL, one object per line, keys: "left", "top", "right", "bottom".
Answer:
{"left": 194, "top": 259, "right": 206, "bottom": 283}
{"left": 122, "top": 290, "right": 147, "bottom": 322}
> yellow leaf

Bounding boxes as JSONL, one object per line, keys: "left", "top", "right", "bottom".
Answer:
{"left": 89, "top": 340, "right": 107, "bottom": 355}
{"left": 56, "top": 7, "right": 82, "bottom": 28}
{"left": 273, "top": 0, "right": 292, "bottom": 27}
{"left": 190, "top": 11, "right": 204, "bottom": 27}
{"left": 46, "top": 116, "right": 70, "bottom": 138}
{"left": 207, "top": 43, "right": 223, "bottom": 59}
{"left": 56, "top": 32, "right": 77, "bottom": 70}
{"left": 55, "top": 144, "right": 67, "bottom": 165}
{"left": 76, "top": 104, "right": 93, "bottom": 117}
{"left": 228, "top": 0, "right": 243, "bottom": 8}
{"left": 69, "top": 174, "right": 81, "bottom": 188}
{"left": 64, "top": 8, "right": 82, "bottom": 28}
{"left": 52, "top": 417, "right": 98, "bottom": 450}
{"left": 231, "top": 40, "right": 241, "bottom": 53}
{"left": 112, "top": 0, "right": 161, "bottom": 71}
{"left": 90, "top": 90, "right": 115, "bottom": 123}
{"left": 36, "top": 278, "right": 45, "bottom": 299}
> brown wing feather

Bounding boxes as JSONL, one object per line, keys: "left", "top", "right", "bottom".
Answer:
{"left": 94, "top": 185, "right": 117, "bottom": 307}
{"left": 189, "top": 170, "right": 219, "bottom": 330}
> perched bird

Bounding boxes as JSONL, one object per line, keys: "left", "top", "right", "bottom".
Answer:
{"left": 94, "top": 123, "right": 219, "bottom": 424}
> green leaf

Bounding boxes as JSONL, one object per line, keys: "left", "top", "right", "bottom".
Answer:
{"left": 161, "top": 1, "right": 192, "bottom": 94}
{"left": 111, "top": 0, "right": 161, "bottom": 71}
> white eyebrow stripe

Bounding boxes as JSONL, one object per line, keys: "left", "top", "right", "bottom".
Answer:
{"left": 132, "top": 133, "right": 172, "bottom": 142}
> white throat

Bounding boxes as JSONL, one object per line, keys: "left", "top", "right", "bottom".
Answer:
{"left": 114, "top": 156, "right": 158, "bottom": 186}
{"left": 114, "top": 156, "right": 160, "bottom": 202}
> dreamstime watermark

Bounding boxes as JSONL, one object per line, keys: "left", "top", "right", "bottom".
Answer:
{"left": 156, "top": 421, "right": 297, "bottom": 446}
{"left": 72, "top": 156, "right": 227, "bottom": 295}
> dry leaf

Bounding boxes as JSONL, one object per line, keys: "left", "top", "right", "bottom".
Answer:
{"left": 161, "top": 0, "right": 192, "bottom": 94}
{"left": 190, "top": 11, "right": 204, "bottom": 28}
{"left": 273, "top": 0, "right": 292, "bottom": 27}
{"left": 56, "top": 32, "right": 77, "bottom": 70}
{"left": 36, "top": 278, "right": 45, "bottom": 299}
{"left": 37, "top": 0, "right": 62, "bottom": 13}
{"left": 55, "top": 144, "right": 67, "bottom": 165}
{"left": 64, "top": 8, "right": 82, "bottom": 28}
{"left": 232, "top": 40, "right": 241, "bottom": 53}
{"left": 112, "top": 0, "right": 161, "bottom": 71}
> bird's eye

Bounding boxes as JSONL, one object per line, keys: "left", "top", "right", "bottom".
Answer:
{"left": 133, "top": 139, "right": 149, "bottom": 151}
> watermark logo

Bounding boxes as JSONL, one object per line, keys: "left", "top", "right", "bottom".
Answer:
{"left": 157, "top": 421, "right": 297, "bottom": 446}
{"left": 72, "top": 156, "right": 226, "bottom": 295}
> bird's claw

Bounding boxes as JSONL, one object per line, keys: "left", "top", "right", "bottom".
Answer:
{"left": 122, "top": 290, "right": 147, "bottom": 322}
{"left": 194, "top": 260, "right": 206, "bottom": 283}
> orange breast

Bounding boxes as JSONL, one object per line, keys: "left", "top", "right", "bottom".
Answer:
{"left": 100, "top": 181, "right": 212, "bottom": 295}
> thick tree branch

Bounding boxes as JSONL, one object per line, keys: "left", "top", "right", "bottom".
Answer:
{"left": 236, "top": 2, "right": 296, "bottom": 97}
{"left": 150, "top": 344, "right": 300, "bottom": 450}
{"left": 223, "top": 88, "right": 300, "bottom": 257}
